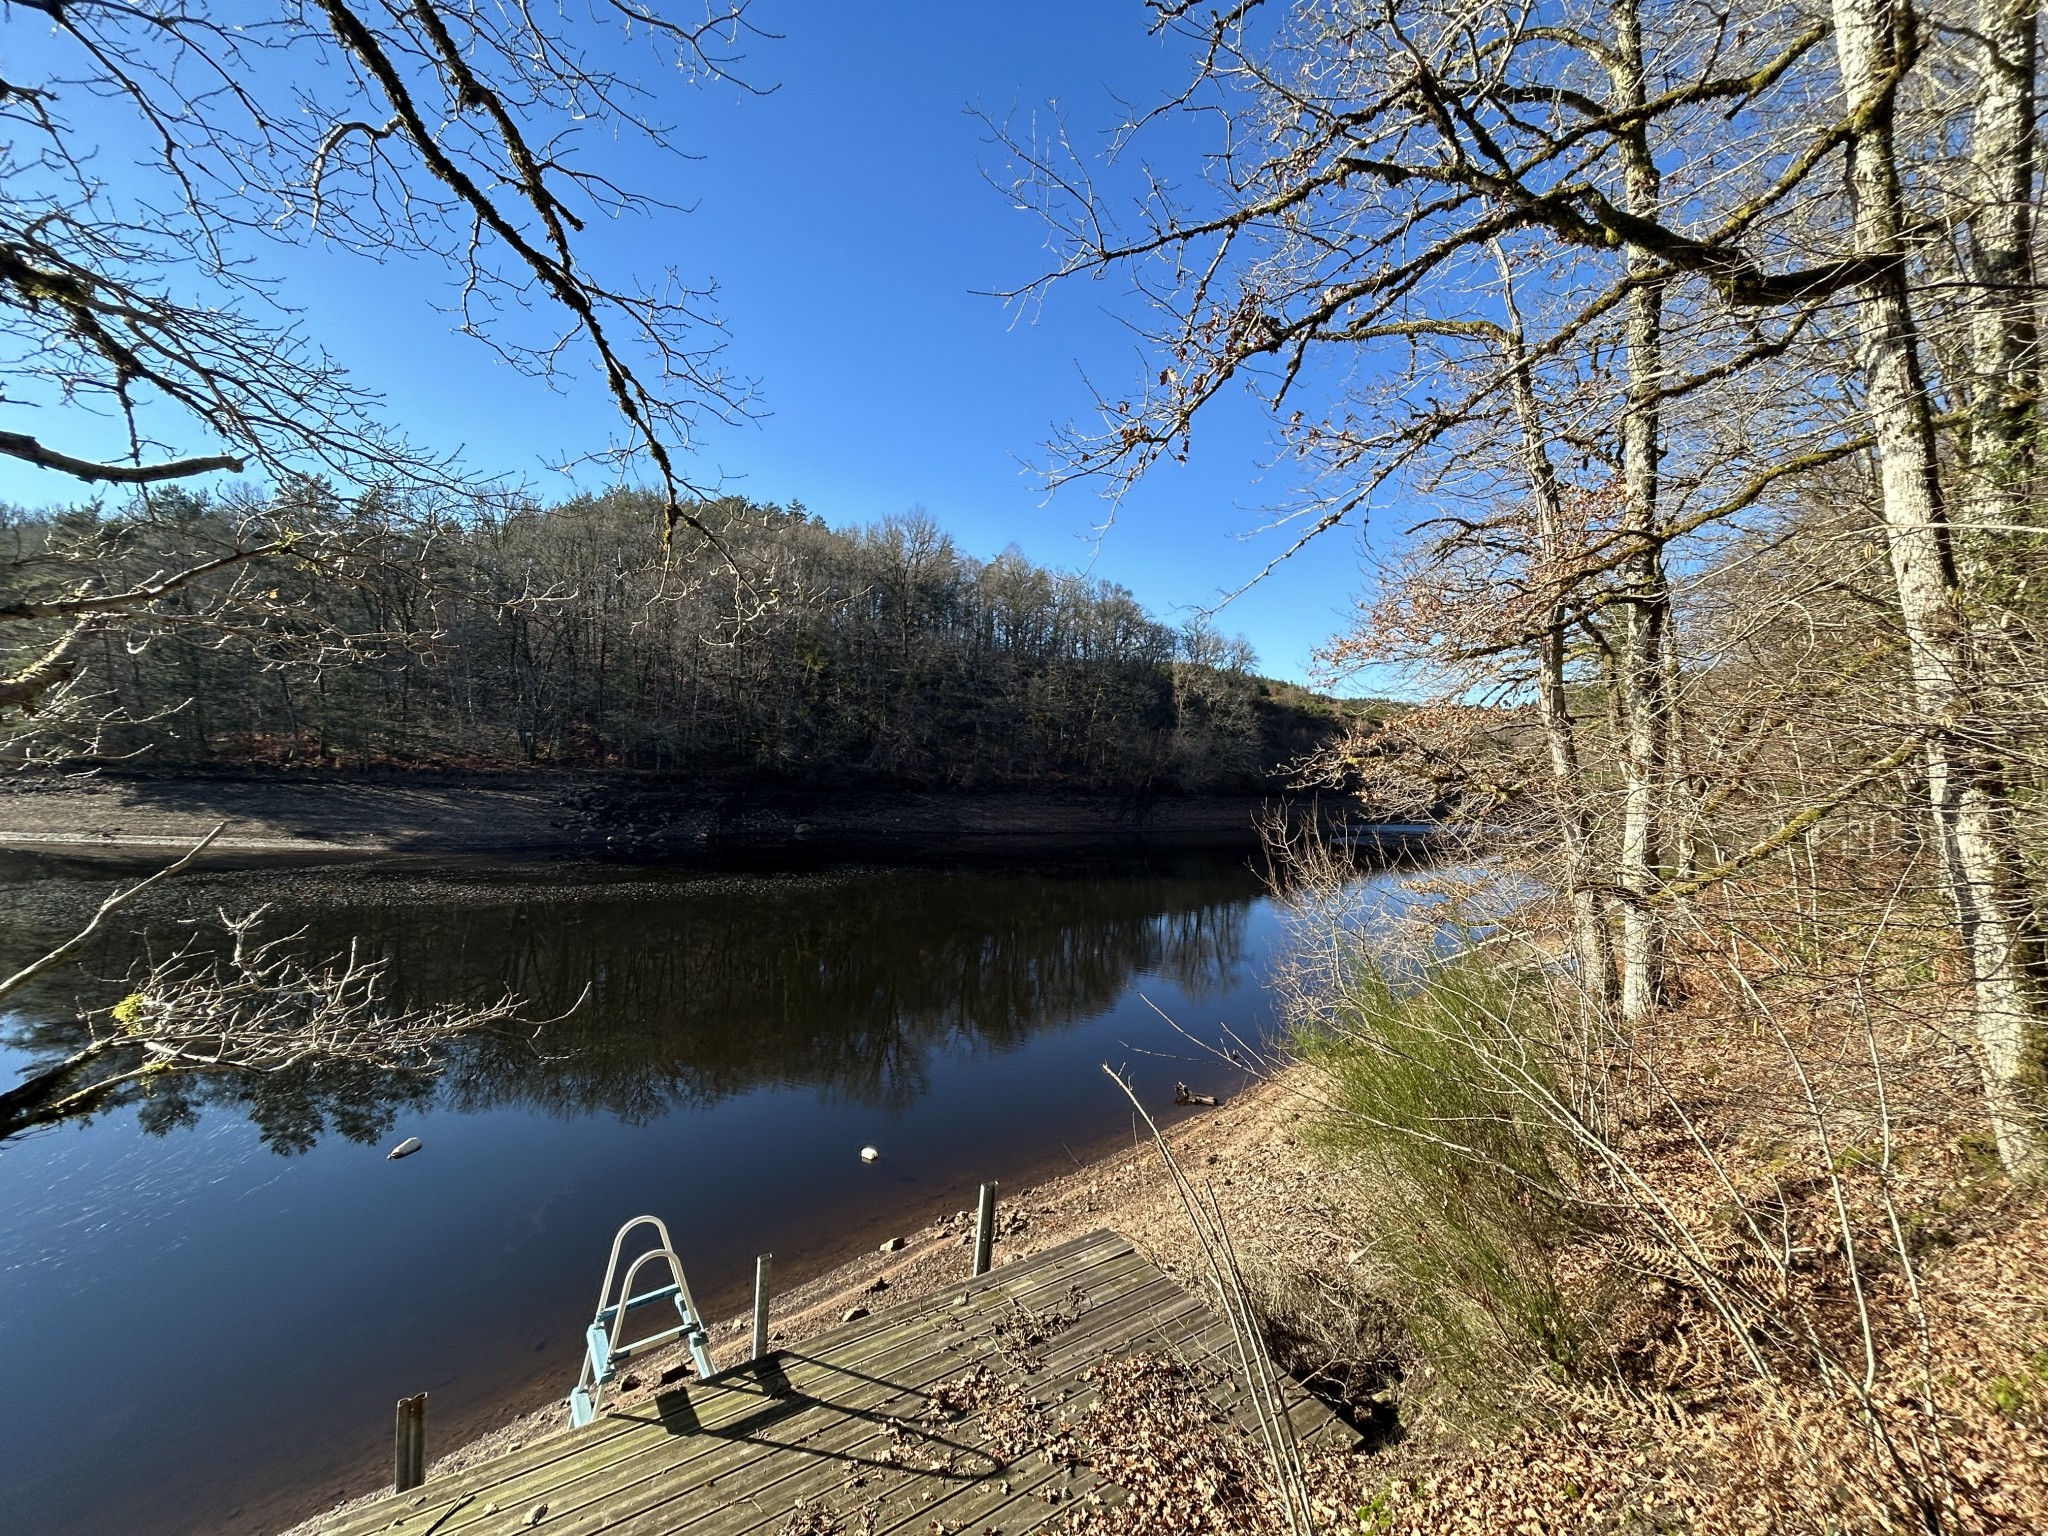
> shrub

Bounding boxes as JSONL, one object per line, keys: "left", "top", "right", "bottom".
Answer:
{"left": 1292, "top": 943, "right": 1604, "bottom": 1406}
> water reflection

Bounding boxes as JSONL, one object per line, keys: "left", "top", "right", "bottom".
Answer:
{"left": 0, "top": 857, "right": 1261, "bottom": 1152}
{"left": 0, "top": 849, "right": 1390, "bottom": 1536}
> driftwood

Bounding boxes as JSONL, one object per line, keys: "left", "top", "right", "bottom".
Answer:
{"left": 1174, "top": 1082, "right": 1221, "bottom": 1108}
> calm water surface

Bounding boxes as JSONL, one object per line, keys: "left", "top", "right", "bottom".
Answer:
{"left": 0, "top": 850, "right": 1409, "bottom": 1536}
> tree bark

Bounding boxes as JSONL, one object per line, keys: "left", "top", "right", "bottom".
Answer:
{"left": 1832, "top": 0, "right": 2048, "bottom": 1176}
{"left": 1499, "top": 263, "right": 1620, "bottom": 1023}
{"left": 1612, "top": 0, "right": 1673, "bottom": 1023}
{"left": 1960, "top": 0, "right": 2038, "bottom": 568}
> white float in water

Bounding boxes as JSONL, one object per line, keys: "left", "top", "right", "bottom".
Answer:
{"left": 859, "top": 1146, "right": 879, "bottom": 1164}
{"left": 387, "top": 1136, "right": 423, "bottom": 1160}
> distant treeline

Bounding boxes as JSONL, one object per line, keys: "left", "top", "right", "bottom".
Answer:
{"left": 7, "top": 489, "right": 1345, "bottom": 790}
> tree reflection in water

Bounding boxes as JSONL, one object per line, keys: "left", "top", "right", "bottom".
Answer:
{"left": 0, "top": 855, "right": 1265, "bottom": 1150}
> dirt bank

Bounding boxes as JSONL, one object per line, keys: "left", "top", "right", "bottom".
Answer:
{"left": 0, "top": 770, "right": 1326, "bottom": 867}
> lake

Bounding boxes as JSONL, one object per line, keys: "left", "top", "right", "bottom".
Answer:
{"left": 0, "top": 847, "right": 1414, "bottom": 1536}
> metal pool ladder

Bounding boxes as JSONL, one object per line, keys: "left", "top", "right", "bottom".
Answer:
{"left": 568, "top": 1215, "right": 716, "bottom": 1428}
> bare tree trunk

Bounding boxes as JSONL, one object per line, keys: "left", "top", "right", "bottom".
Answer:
{"left": 1833, "top": 0, "right": 2048, "bottom": 1176}
{"left": 1961, "top": 0, "right": 2039, "bottom": 567}
{"left": 1499, "top": 260, "right": 1620, "bottom": 1020}
{"left": 1663, "top": 620, "right": 1699, "bottom": 885}
{"left": 1612, "top": 0, "right": 1672, "bottom": 1022}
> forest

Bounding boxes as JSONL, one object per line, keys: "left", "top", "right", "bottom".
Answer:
{"left": 0, "top": 488, "right": 1343, "bottom": 791}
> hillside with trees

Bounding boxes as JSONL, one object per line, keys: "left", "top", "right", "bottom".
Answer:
{"left": 0, "top": 488, "right": 1346, "bottom": 791}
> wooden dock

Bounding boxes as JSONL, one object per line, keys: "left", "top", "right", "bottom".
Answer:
{"left": 302, "top": 1229, "right": 1358, "bottom": 1536}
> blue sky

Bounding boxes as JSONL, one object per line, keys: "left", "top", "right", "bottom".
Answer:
{"left": 1, "top": 1, "right": 1388, "bottom": 687}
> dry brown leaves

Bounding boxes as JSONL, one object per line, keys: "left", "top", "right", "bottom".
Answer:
{"left": 1343, "top": 872, "right": 2048, "bottom": 1535}
{"left": 774, "top": 1498, "right": 848, "bottom": 1535}
{"left": 1045, "top": 1354, "right": 1287, "bottom": 1536}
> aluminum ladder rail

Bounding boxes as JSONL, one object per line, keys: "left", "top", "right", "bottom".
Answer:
{"left": 567, "top": 1215, "right": 716, "bottom": 1428}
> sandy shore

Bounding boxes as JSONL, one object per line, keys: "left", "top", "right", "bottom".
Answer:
{"left": 281, "top": 1069, "right": 1359, "bottom": 1535}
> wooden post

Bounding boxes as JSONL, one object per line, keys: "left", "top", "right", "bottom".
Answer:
{"left": 971, "top": 1181, "right": 998, "bottom": 1278}
{"left": 750, "top": 1253, "right": 773, "bottom": 1361}
{"left": 394, "top": 1392, "right": 427, "bottom": 1493}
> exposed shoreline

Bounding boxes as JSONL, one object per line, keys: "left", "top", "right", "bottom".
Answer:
{"left": 0, "top": 769, "right": 1376, "bottom": 869}
{"left": 277, "top": 1069, "right": 1350, "bottom": 1536}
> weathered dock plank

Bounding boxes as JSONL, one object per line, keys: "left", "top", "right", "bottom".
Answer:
{"left": 299, "top": 1230, "right": 1358, "bottom": 1536}
{"left": 314, "top": 1232, "right": 1134, "bottom": 1536}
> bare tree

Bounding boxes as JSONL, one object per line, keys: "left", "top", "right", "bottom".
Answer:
{"left": 1819, "top": 0, "right": 2047, "bottom": 1173}
{"left": 3, "top": 0, "right": 758, "bottom": 507}
{"left": 992, "top": 1, "right": 1848, "bottom": 1022}
{"left": 1494, "top": 258, "right": 1621, "bottom": 1021}
{"left": 0, "top": 4, "right": 767, "bottom": 1148}
{"left": 1958, "top": 0, "right": 2039, "bottom": 559}
{"left": 0, "top": 0, "right": 768, "bottom": 753}
{"left": 1607, "top": 0, "right": 1676, "bottom": 1022}
{"left": 1001, "top": 0, "right": 2047, "bottom": 1172}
